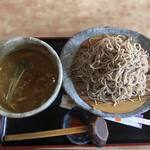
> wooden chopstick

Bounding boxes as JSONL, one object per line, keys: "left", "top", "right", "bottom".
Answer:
{"left": 5, "top": 126, "right": 88, "bottom": 142}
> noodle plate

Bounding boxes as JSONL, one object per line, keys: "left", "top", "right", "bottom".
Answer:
{"left": 71, "top": 35, "right": 149, "bottom": 106}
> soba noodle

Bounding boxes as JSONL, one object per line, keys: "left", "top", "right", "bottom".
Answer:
{"left": 71, "top": 35, "right": 149, "bottom": 106}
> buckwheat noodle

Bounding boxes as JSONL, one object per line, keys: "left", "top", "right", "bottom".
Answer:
{"left": 71, "top": 35, "right": 149, "bottom": 106}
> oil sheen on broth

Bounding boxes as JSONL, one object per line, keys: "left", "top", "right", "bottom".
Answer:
{"left": 0, "top": 48, "right": 58, "bottom": 113}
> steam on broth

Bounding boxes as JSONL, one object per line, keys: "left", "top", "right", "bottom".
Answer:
{"left": 0, "top": 48, "right": 58, "bottom": 113}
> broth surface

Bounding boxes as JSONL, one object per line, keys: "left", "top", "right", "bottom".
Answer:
{"left": 0, "top": 48, "right": 58, "bottom": 113}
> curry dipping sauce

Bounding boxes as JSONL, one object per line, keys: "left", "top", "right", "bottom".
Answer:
{"left": 0, "top": 47, "right": 58, "bottom": 113}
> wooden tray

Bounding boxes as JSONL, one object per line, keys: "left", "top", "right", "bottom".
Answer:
{"left": 0, "top": 38, "right": 150, "bottom": 149}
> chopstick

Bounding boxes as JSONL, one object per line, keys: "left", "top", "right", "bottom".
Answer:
{"left": 135, "top": 117, "right": 150, "bottom": 126}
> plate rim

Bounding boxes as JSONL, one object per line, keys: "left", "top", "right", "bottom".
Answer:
{"left": 60, "top": 26, "right": 150, "bottom": 118}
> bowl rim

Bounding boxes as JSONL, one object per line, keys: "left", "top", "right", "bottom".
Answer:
{"left": 60, "top": 26, "right": 150, "bottom": 118}
{"left": 0, "top": 37, "right": 63, "bottom": 118}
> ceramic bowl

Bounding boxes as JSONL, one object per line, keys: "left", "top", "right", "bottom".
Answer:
{"left": 62, "top": 107, "right": 91, "bottom": 145}
{"left": 0, "top": 37, "right": 63, "bottom": 118}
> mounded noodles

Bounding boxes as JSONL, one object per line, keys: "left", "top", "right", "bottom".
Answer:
{"left": 71, "top": 35, "right": 149, "bottom": 106}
